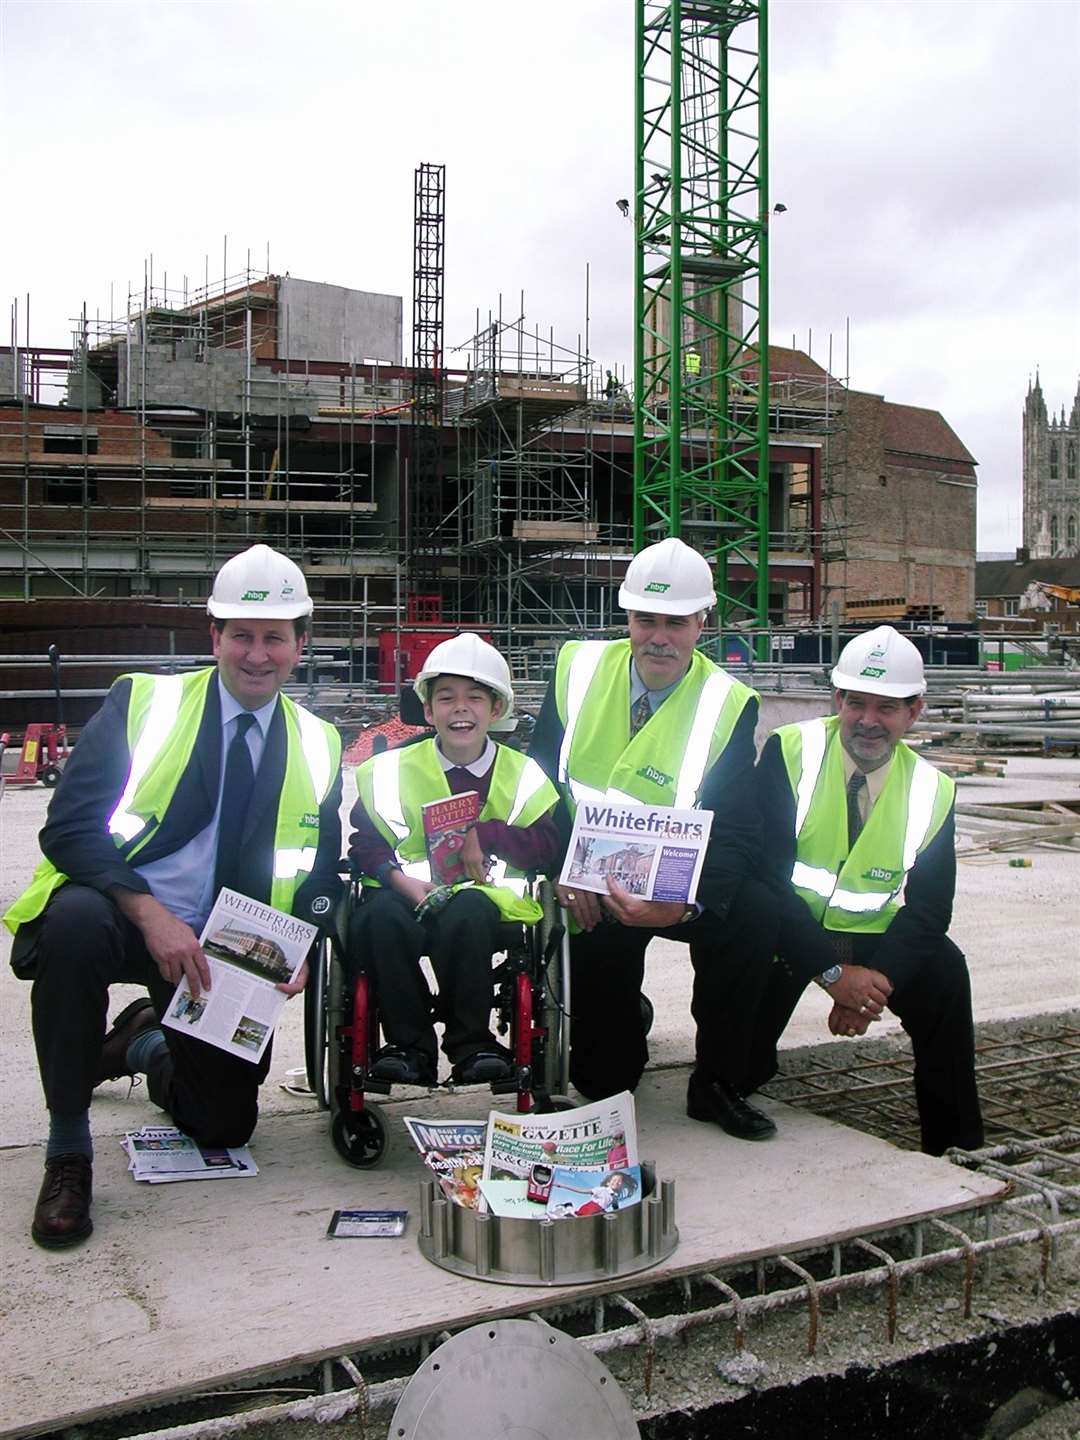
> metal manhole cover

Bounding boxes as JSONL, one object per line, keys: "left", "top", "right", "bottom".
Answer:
{"left": 388, "top": 1319, "right": 639, "bottom": 1438}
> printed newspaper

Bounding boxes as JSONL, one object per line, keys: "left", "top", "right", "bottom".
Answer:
{"left": 560, "top": 801, "right": 713, "bottom": 904}
{"left": 162, "top": 887, "right": 318, "bottom": 1064}
{"left": 480, "top": 1092, "right": 638, "bottom": 1217}
{"left": 403, "top": 1116, "right": 488, "bottom": 1211}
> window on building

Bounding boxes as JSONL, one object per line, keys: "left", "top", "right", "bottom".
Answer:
{"left": 1049, "top": 442, "right": 1058, "bottom": 479}
{"left": 1003, "top": 598, "right": 1019, "bottom": 616}
{"left": 1069, "top": 443, "right": 1077, "bottom": 481}
{"left": 1050, "top": 515, "right": 1059, "bottom": 552}
{"left": 42, "top": 427, "right": 98, "bottom": 455}
{"left": 45, "top": 474, "right": 98, "bottom": 504}
{"left": 1068, "top": 515, "right": 1078, "bottom": 551}
{"left": 975, "top": 601, "right": 988, "bottom": 618}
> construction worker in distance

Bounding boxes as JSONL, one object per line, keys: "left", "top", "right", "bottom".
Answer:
{"left": 5, "top": 544, "right": 344, "bottom": 1248}
{"left": 746, "top": 625, "right": 984, "bottom": 1155}
{"left": 530, "top": 537, "right": 780, "bottom": 1140}
{"left": 684, "top": 347, "right": 702, "bottom": 381}
{"left": 348, "top": 633, "right": 560, "bottom": 1087}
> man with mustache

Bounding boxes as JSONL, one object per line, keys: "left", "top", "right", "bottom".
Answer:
{"left": 747, "top": 626, "right": 983, "bottom": 1155}
{"left": 530, "top": 537, "right": 779, "bottom": 1141}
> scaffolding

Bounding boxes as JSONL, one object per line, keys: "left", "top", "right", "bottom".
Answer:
{"left": 634, "top": 0, "right": 770, "bottom": 632}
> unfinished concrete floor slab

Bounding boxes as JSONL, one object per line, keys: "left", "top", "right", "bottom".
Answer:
{"left": 1, "top": 1068, "right": 1004, "bottom": 1440}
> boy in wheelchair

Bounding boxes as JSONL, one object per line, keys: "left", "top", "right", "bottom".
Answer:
{"left": 347, "top": 634, "right": 560, "bottom": 1087}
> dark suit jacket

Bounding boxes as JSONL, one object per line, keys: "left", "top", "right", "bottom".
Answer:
{"left": 755, "top": 732, "right": 957, "bottom": 991}
{"left": 529, "top": 656, "right": 763, "bottom": 921}
{"left": 11, "top": 672, "right": 343, "bottom": 977}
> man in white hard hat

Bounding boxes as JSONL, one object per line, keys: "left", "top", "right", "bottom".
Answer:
{"left": 530, "top": 536, "right": 780, "bottom": 1140}
{"left": 748, "top": 625, "right": 984, "bottom": 1155}
{"left": 6, "top": 544, "right": 343, "bottom": 1247}
{"left": 348, "top": 633, "right": 559, "bottom": 1085}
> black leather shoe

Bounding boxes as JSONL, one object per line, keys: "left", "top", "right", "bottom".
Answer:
{"left": 452, "top": 1050, "right": 513, "bottom": 1086}
{"left": 369, "top": 1046, "right": 436, "bottom": 1086}
{"left": 32, "top": 1154, "right": 93, "bottom": 1248}
{"left": 95, "top": 997, "right": 159, "bottom": 1086}
{"left": 686, "top": 1070, "right": 777, "bottom": 1141}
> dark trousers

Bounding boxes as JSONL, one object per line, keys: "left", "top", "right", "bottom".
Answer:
{"left": 28, "top": 884, "right": 269, "bottom": 1146}
{"left": 567, "top": 878, "right": 779, "bottom": 1101}
{"left": 744, "top": 935, "right": 984, "bottom": 1156}
{"left": 347, "top": 887, "right": 505, "bottom": 1065}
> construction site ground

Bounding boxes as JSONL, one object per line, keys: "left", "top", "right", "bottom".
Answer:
{"left": 0, "top": 756, "right": 1078, "bottom": 1439}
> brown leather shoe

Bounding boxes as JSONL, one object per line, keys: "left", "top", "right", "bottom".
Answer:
{"left": 31, "top": 1154, "right": 93, "bottom": 1248}
{"left": 95, "top": 997, "right": 159, "bottom": 1085}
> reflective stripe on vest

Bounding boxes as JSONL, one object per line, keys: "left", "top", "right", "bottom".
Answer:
{"left": 109, "top": 675, "right": 185, "bottom": 842}
{"left": 558, "top": 641, "right": 607, "bottom": 786}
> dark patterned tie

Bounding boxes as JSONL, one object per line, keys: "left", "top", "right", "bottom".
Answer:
{"left": 847, "top": 770, "right": 867, "bottom": 850}
{"left": 630, "top": 692, "right": 652, "bottom": 736}
{"left": 214, "top": 713, "right": 256, "bottom": 896}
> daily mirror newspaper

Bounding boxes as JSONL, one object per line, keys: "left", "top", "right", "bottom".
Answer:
{"left": 559, "top": 802, "right": 713, "bottom": 904}
{"left": 403, "top": 1116, "right": 488, "bottom": 1211}
{"left": 162, "top": 887, "right": 318, "bottom": 1064}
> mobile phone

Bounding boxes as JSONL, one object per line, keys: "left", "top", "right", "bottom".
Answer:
{"left": 526, "top": 1162, "right": 554, "bottom": 1204}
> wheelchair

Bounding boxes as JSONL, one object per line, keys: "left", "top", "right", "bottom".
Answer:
{"left": 304, "top": 876, "right": 572, "bottom": 1168}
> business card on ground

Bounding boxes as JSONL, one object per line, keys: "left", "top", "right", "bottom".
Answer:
{"left": 327, "top": 1208, "right": 408, "bottom": 1238}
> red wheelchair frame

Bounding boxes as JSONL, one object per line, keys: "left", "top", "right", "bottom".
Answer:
{"left": 305, "top": 878, "right": 570, "bottom": 1167}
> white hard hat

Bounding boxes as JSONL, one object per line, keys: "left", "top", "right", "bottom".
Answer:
{"left": 207, "top": 544, "right": 313, "bottom": 621}
{"left": 618, "top": 537, "right": 716, "bottom": 615}
{"left": 831, "top": 626, "right": 926, "bottom": 698}
{"left": 413, "top": 633, "right": 516, "bottom": 732}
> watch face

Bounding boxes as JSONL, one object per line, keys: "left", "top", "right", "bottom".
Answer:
{"left": 822, "top": 965, "right": 842, "bottom": 985}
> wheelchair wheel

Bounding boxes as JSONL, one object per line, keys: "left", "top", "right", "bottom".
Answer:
{"left": 304, "top": 937, "right": 331, "bottom": 1110}
{"left": 331, "top": 1103, "right": 390, "bottom": 1168}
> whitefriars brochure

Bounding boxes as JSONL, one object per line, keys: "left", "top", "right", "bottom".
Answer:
{"left": 559, "top": 802, "right": 713, "bottom": 904}
{"left": 122, "top": 1125, "right": 257, "bottom": 1184}
{"left": 162, "top": 887, "right": 318, "bottom": 1064}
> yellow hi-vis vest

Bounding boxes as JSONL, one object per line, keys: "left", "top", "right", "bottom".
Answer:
{"left": 777, "top": 714, "right": 954, "bottom": 934}
{"left": 4, "top": 668, "right": 341, "bottom": 936}
{"left": 354, "top": 737, "right": 558, "bottom": 925}
{"left": 553, "top": 638, "right": 756, "bottom": 819}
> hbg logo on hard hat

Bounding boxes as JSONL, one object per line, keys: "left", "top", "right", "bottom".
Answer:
{"left": 644, "top": 582, "right": 671, "bottom": 593}
{"left": 241, "top": 590, "right": 270, "bottom": 602}
{"left": 860, "top": 665, "right": 886, "bottom": 678}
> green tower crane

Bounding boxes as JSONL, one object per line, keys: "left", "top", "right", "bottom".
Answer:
{"left": 633, "top": 0, "right": 770, "bottom": 636}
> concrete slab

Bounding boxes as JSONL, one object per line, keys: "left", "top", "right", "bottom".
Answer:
{"left": 0, "top": 1068, "right": 1005, "bottom": 1440}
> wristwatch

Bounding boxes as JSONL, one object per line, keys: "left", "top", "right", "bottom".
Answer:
{"left": 818, "top": 964, "right": 843, "bottom": 988}
{"left": 677, "top": 904, "right": 697, "bottom": 925}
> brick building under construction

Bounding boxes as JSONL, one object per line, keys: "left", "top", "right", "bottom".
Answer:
{"left": 0, "top": 261, "right": 977, "bottom": 721}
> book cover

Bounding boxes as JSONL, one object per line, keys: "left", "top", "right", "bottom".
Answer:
{"left": 421, "top": 791, "right": 480, "bottom": 885}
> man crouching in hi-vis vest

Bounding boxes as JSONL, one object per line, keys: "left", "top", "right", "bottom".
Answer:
{"left": 5, "top": 545, "right": 343, "bottom": 1249}
{"left": 530, "top": 537, "right": 781, "bottom": 1142}
{"left": 348, "top": 634, "right": 560, "bottom": 1087}
{"left": 748, "top": 626, "right": 984, "bottom": 1156}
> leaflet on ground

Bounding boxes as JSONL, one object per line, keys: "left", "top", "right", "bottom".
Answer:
{"left": 122, "top": 1124, "right": 257, "bottom": 1183}
{"left": 480, "top": 1092, "right": 638, "bottom": 1218}
{"left": 559, "top": 802, "right": 713, "bottom": 904}
{"left": 162, "top": 887, "right": 318, "bottom": 1064}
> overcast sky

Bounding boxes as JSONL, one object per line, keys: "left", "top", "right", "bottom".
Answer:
{"left": 2, "top": 0, "right": 1077, "bottom": 551}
